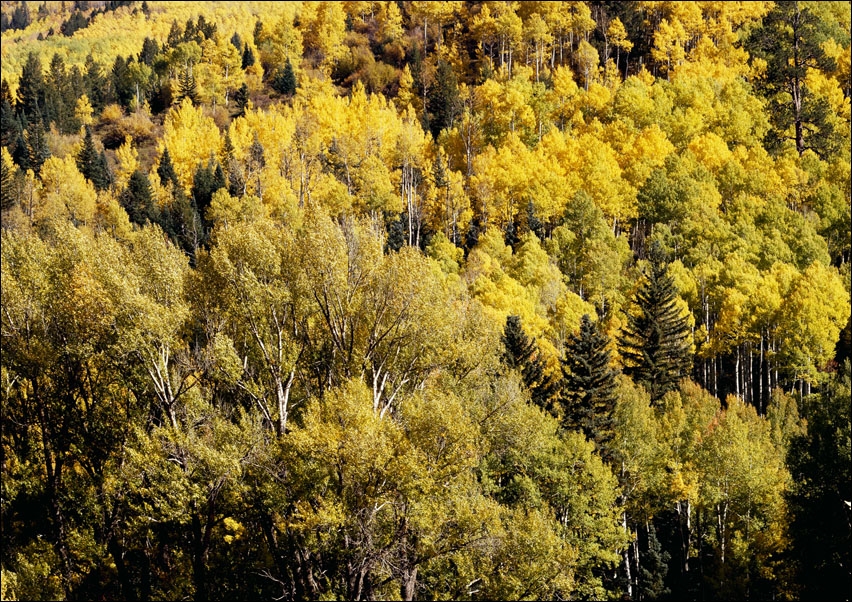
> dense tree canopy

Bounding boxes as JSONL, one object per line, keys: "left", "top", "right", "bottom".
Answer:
{"left": 1, "top": 2, "right": 849, "bottom": 600}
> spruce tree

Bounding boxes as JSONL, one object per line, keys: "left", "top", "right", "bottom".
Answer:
{"left": 120, "top": 170, "right": 157, "bottom": 226}
{"left": 17, "top": 52, "right": 45, "bottom": 121}
{"left": 157, "top": 147, "right": 179, "bottom": 189}
{"left": 233, "top": 83, "right": 249, "bottom": 117}
{"left": 272, "top": 60, "right": 297, "bottom": 96}
{"left": 1, "top": 150, "right": 16, "bottom": 213}
{"left": 561, "top": 313, "right": 619, "bottom": 461}
{"left": 241, "top": 44, "right": 255, "bottom": 70}
{"left": 177, "top": 67, "right": 199, "bottom": 105}
{"left": 619, "top": 242, "right": 693, "bottom": 403}
{"left": 502, "top": 315, "right": 559, "bottom": 412}
{"left": 426, "top": 59, "right": 460, "bottom": 140}
{"left": 77, "top": 126, "right": 109, "bottom": 190}
{"left": 25, "top": 119, "right": 51, "bottom": 176}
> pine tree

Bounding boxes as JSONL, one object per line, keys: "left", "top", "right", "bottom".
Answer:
{"left": 233, "top": 83, "right": 249, "bottom": 117}
{"left": 619, "top": 242, "right": 693, "bottom": 403}
{"left": 192, "top": 161, "right": 225, "bottom": 223}
{"left": 638, "top": 521, "right": 671, "bottom": 600}
{"left": 166, "top": 20, "right": 183, "bottom": 49}
{"left": 561, "top": 313, "right": 619, "bottom": 461}
{"left": 120, "top": 170, "right": 157, "bottom": 226}
{"left": 272, "top": 60, "right": 297, "bottom": 96}
{"left": 17, "top": 52, "right": 45, "bottom": 121}
{"left": 157, "top": 147, "right": 179, "bottom": 189}
{"left": 1, "top": 96, "right": 21, "bottom": 149}
{"left": 139, "top": 37, "right": 159, "bottom": 66}
{"left": 502, "top": 315, "right": 559, "bottom": 412}
{"left": 241, "top": 44, "right": 255, "bottom": 70}
{"left": 24, "top": 119, "right": 51, "bottom": 176}
{"left": 1, "top": 150, "right": 16, "bottom": 213}
{"left": 426, "top": 59, "right": 459, "bottom": 140}
{"left": 76, "top": 126, "right": 109, "bottom": 190}
{"left": 177, "top": 67, "right": 199, "bottom": 105}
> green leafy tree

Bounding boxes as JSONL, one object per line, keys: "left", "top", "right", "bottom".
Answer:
{"left": 620, "top": 242, "right": 693, "bottom": 402}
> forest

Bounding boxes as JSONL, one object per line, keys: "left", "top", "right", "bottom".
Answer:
{"left": 0, "top": 1, "right": 850, "bottom": 600}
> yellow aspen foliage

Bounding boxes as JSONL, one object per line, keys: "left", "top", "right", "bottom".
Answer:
{"left": 302, "top": 1, "right": 348, "bottom": 71}
{"left": 160, "top": 98, "right": 223, "bottom": 195}
{"left": 74, "top": 95, "right": 94, "bottom": 128}
{"left": 688, "top": 132, "right": 733, "bottom": 174}
{"left": 114, "top": 136, "right": 138, "bottom": 193}
{"left": 396, "top": 64, "right": 415, "bottom": 112}
{"left": 35, "top": 156, "right": 97, "bottom": 226}
{"left": 778, "top": 261, "right": 850, "bottom": 383}
{"left": 377, "top": 1, "right": 404, "bottom": 43}
{"left": 575, "top": 39, "right": 600, "bottom": 90}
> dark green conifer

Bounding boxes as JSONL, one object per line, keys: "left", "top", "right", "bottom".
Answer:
{"left": 426, "top": 59, "right": 459, "bottom": 140}
{"left": 177, "top": 67, "right": 198, "bottom": 105}
{"left": 619, "top": 241, "right": 693, "bottom": 403}
{"left": 233, "top": 83, "right": 249, "bottom": 117}
{"left": 76, "top": 126, "right": 109, "bottom": 190}
{"left": 272, "top": 59, "right": 297, "bottom": 96}
{"left": 157, "top": 147, "right": 179, "bottom": 189}
{"left": 17, "top": 52, "right": 45, "bottom": 121}
{"left": 241, "top": 43, "right": 256, "bottom": 70}
{"left": 120, "top": 170, "right": 157, "bottom": 226}
{"left": 24, "top": 118, "right": 51, "bottom": 176}
{"left": 561, "top": 313, "right": 619, "bottom": 461}
{"left": 502, "top": 315, "right": 559, "bottom": 413}
{"left": 1, "top": 150, "right": 16, "bottom": 213}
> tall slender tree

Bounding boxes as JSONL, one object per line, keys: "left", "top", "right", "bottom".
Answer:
{"left": 561, "top": 313, "right": 619, "bottom": 461}
{"left": 619, "top": 242, "right": 693, "bottom": 403}
{"left": 501, "top": 315, "right": 558, "bottom": 412}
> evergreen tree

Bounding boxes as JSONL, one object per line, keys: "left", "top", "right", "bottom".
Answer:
{"left": 76, "top": 126, "right": 109, "bottom": 191}
{"left": 233, "top": 83, "right": 249, "bottom": 117}
{"left": 561, "top": 313, "right": 619, "bottom": 461}
{"left": 787, "top": 360, "right": 851, "bottom": 601}
{"left": 17, "top": 52, "right": 45, "bottom": 121}
{"left": 120, "top": 170, "right": 157, "bottom": 226}
{"left": 1, "top": 150, "right": 16, "bottom": 213}
{"left": 241, "top": 43, "right": 256, "bottom": 70}
{"left": 177, "top": 67, "right": 199, "bottom": 105}
{"left": 230, "top": 32, "right": 243, "bottom": 52}
{"left": 139, "top": 37, "right": 159, "bottom": 66}
{"left": 619, "top": 242, "right": 693, "bottom": 403}
{"left": 272, "top": 59, "right": 297, "bottom": 96}
{"left": 157, "top": 147, "right": 179, "bottom": 189}
{"left": 502, "top": 315, "right": 559, "bottom": 412}
{"left": 166, "top": 19, "right": 183, "bottom": 49}
{"left": 1, "top": 97, "right": 21, "bottom": 149}
{"left": 747, "top": 1, "right": 842, "bottom": 157}
{"left": 84, "top": 54, "right": 109, "bottom": 111}
{"left": 192, "top": 161, "right": 225, "bottom": 223}
{"left": 112, "top": 55, "right": 135, "bottom": 108}
{"left": 44, "top": 53, "right": 72, "bottom": 132}
{"left": 426, "top": 59, "right": 460, "bottom": 140}
{"left": 24, "top": 118, "right": 51, "bottom": 176}
{"left": 11, "top": 131, "right": 30, "bottom": 171}
{"left": 10, "top": 2, "right": 31, "bottom": 30}
{"left": 638, "top": 522, "right": 671, "bottom": 600}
